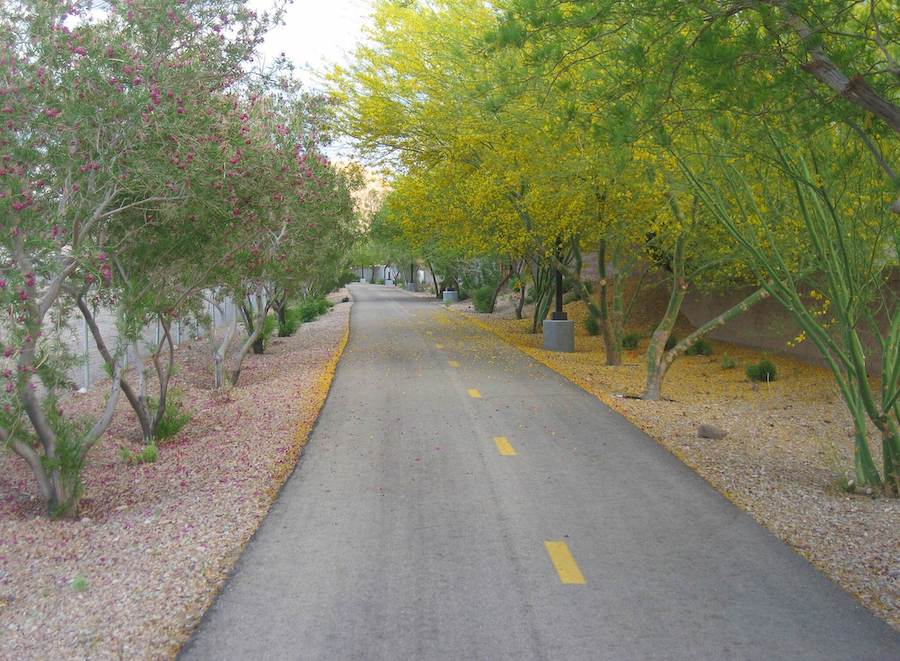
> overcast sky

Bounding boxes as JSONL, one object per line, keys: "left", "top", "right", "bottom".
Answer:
{"left": 251, "top": 0, "right": 375, "bottom": 90}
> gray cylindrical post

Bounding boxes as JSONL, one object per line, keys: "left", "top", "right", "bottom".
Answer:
{"left": 82, "top": 314, "right": 90, "bottom": 388}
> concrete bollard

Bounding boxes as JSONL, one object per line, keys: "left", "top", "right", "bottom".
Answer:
{"left": 543, "top": 319, "right": 575, "bottom": 352}
{"left": 442, "top": 290, "right": 459, "bottom": 304}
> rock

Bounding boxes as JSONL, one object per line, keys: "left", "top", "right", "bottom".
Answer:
{"left": 697, "top": 423, "right": 728, "bottom": 440}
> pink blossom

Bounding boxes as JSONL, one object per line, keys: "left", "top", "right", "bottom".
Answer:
{"left": 5, "top": 382, "right": 12, "bottom": 394}
{"left": 45, "top": 108, "right": 62, "bottom": 118}
{"left": 24, "top": 272, "right": 34, "bottom": 288}
{"left": 17, "top": 289, "right": 27, "bottom": 302}
{"left": 0, "top": 279, "right": 5, "bottom": 289}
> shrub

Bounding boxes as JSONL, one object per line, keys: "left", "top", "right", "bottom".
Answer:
{"left": 152, "top": 392, "right": 191, "bottom": 442}
{"left": 685, "top": 338, "right": 714, "bottom": 356}
{"left": 720, "top": 354, "right": 737, "bottom": 369}
{"left": 338, "top": 271, "right": 358, "bottom": 287}
{"left": 473, "top": 285, "right": 494, "bottom": 312}
{"left": 375, "top": 278, "right": 384, "bottom": 285}
{"left": 279, "top": 307, "right": 301, "bottom": 337}
{"left": 121, "top": 442, "right": 158, "bottom": 465}
{"left": 622, "top": 332, "right": 641, "bottom": 349}
{"left": 746, "top": 359, "right": 778, "bottom": 382}
{"left": 261, "top": 314, "right": 278, "bottom": 345}
{"left": 562, "top": 290, "right": 579, "bottom": 304}
{"left": 583, "top": 315, "right": 600, "bottom": 335}
{"left": 71, "top": 576, "right": 88, "bottom": 592}
{"left": 664, "top": 334, "right": 678, "bottom": 351}
{"left": 296, "top": 298, "right": 332, "bottom": 323}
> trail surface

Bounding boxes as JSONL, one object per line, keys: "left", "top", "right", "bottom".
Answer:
{"left": 182, "top": 284, "right": 899, "bottom": 660}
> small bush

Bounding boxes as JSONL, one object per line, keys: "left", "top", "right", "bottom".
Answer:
{"left": 583, "top": 314, "right": 600, "bottom": 336}
{"left": 622, "top": 332, "right": 641, "bottom": 349}
{"left": 338, "top": 271, "right": 357, "bottom": 287}
{"left": 664, "top": 334, "right": 678, "bottom": 351}
{"left": 375, "top": 278, "right": 384, "bottom": 285}
{"left": 260, "top": 314, "right": 277, "bottom": 345}
{"left": 720, "top": 354, "right": 737, "bottom": 369}
{"left": 562, "top": 290, "right": 579, "bottom": 305}
{"left": 473, "top": 285, "right": 494, "bottom": 312}
{"left": 685, "top": 338, "right": 713, "bottom": 356}
{"left": 746, "top": 359, "right": 777, "bottom": 382}
{"left": 153, "top": 391, "right": 191, "bottom": 441}
{"left": 279, "top": 307, "right": 301, "bottom": 337}
{"left": 71, "top": 576, "right": 88, "bottom": 592}
{"left": 121, "top": 442, "right": 158, "bottom": 465}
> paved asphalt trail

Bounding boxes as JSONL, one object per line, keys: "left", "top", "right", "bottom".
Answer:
{"left": 181, "top": 284, "right": 899, "bottom": 660}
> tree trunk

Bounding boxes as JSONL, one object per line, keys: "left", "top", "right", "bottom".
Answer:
{"left": 426, "top": 260, "right": 440, "bottom": 298}
{"left": 76, "top": 295, "right": 153, "bottom": 440}
{"left": 644, "top": 233, "right": 687, "bottom": 400}
{"left": 210, "top": 310, "right": 238, "bottom": 390}
{"left": 645, "top": 285, "right": 771, "bottom": 401}
{"left": 230, "top": 292, "right": 267, "bottom": 387}
{"left": 597, "top": 239, "right": 622, "bottom": 366}
{"left": 516, "top": 279, "right": 527, "bottom": 319}
{"left": 488, "top": 268, "right": 514, "bottom": 314}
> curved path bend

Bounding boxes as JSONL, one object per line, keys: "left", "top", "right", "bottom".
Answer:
{"left": 182, "top": 283, "right": 899, "bottom": 660}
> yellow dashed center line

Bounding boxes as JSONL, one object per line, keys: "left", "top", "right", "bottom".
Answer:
{"left": 544, "top": 541, "right": 586, "bottom": 584}
{"left": 448, "top": 360, "right": 460, "bottom": 368}
{"left": 493, "top": 436, "right": 516, "bottom": 456}
{"left": 467, "top": 389, "right": 481, "bottom": 399}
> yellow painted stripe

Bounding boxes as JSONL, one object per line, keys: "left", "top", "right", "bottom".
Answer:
{"left": 448, "top": 360, "right": 460, "bottom": 368}
{"left": 544, "top": 541, "right": 586, "bottom": 584}
{"left": 467, "top": 389, "right": 481, "bottom": 399}
{"left": 436, "top": 343, "right": 444, "bottom": 349}
{"left": 494, "top": 436, "right": 516, "bottom": 456}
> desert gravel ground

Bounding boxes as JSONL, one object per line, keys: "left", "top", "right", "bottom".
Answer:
{"left": 461, "top": 293, "right": 899, "bottom": 631}
{"left": 0, "top": 293, "right": 350, "bottom": 660}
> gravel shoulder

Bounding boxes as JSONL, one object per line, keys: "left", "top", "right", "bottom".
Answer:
{"left": 0, "top": 294, "right": 351, "bottom": 659}
{"left": 461, "top": 296, "right": 899, "bottom": 631}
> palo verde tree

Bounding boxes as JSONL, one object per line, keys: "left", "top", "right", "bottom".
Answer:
{"left": 681, "top": 133, "right": 899, "bottom": 493}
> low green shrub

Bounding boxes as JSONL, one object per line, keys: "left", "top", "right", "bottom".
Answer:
{"left": 720, "top": 354, "right": 737, "bottom": 369}
{"left": 746, "top": 359, "right": 778, "bottom": 382}
{"left": 622, "top": 332, "right": 641, "bottom": 349}
{"left": 562, "top": 290, "right": 579, "bottom": 304}
{"left": 278, "top": 307, "right": 301, "bottom": 337}
{"left": 296, "top": 298, "right": 333, "bottom": 323}
{"left": 338, "top": 271, "right": 358, "bottom": 287}
{"left": 375, "top": 278, "right": 384, "bottom": 285}
{"left": 685, "top": 338, "right": 714, "bottom": 356}
{"left": 583, "top": 315, "right": 600, "bottom": 336}
{"left": 152, "top": 393, "right": 191, "bottom": 442}
{"left": 142, "top": 390, "right": 191, "bottom": 443}
{"left": 121, "top": 442, "right": 158, "bottom": 465}
{"left": 71, "top": 576, "right": 88, "bottom": 592}
{"left": 473, "top": 285, "right": 494, "bottom": 312}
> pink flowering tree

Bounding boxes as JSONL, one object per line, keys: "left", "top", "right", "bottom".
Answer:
{"left": 0, "top": 0, "right": 278, "bottom": 516}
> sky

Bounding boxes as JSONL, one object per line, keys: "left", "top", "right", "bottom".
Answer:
{"left": 251, "top": 0, "right": 375, "bottom": 91}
